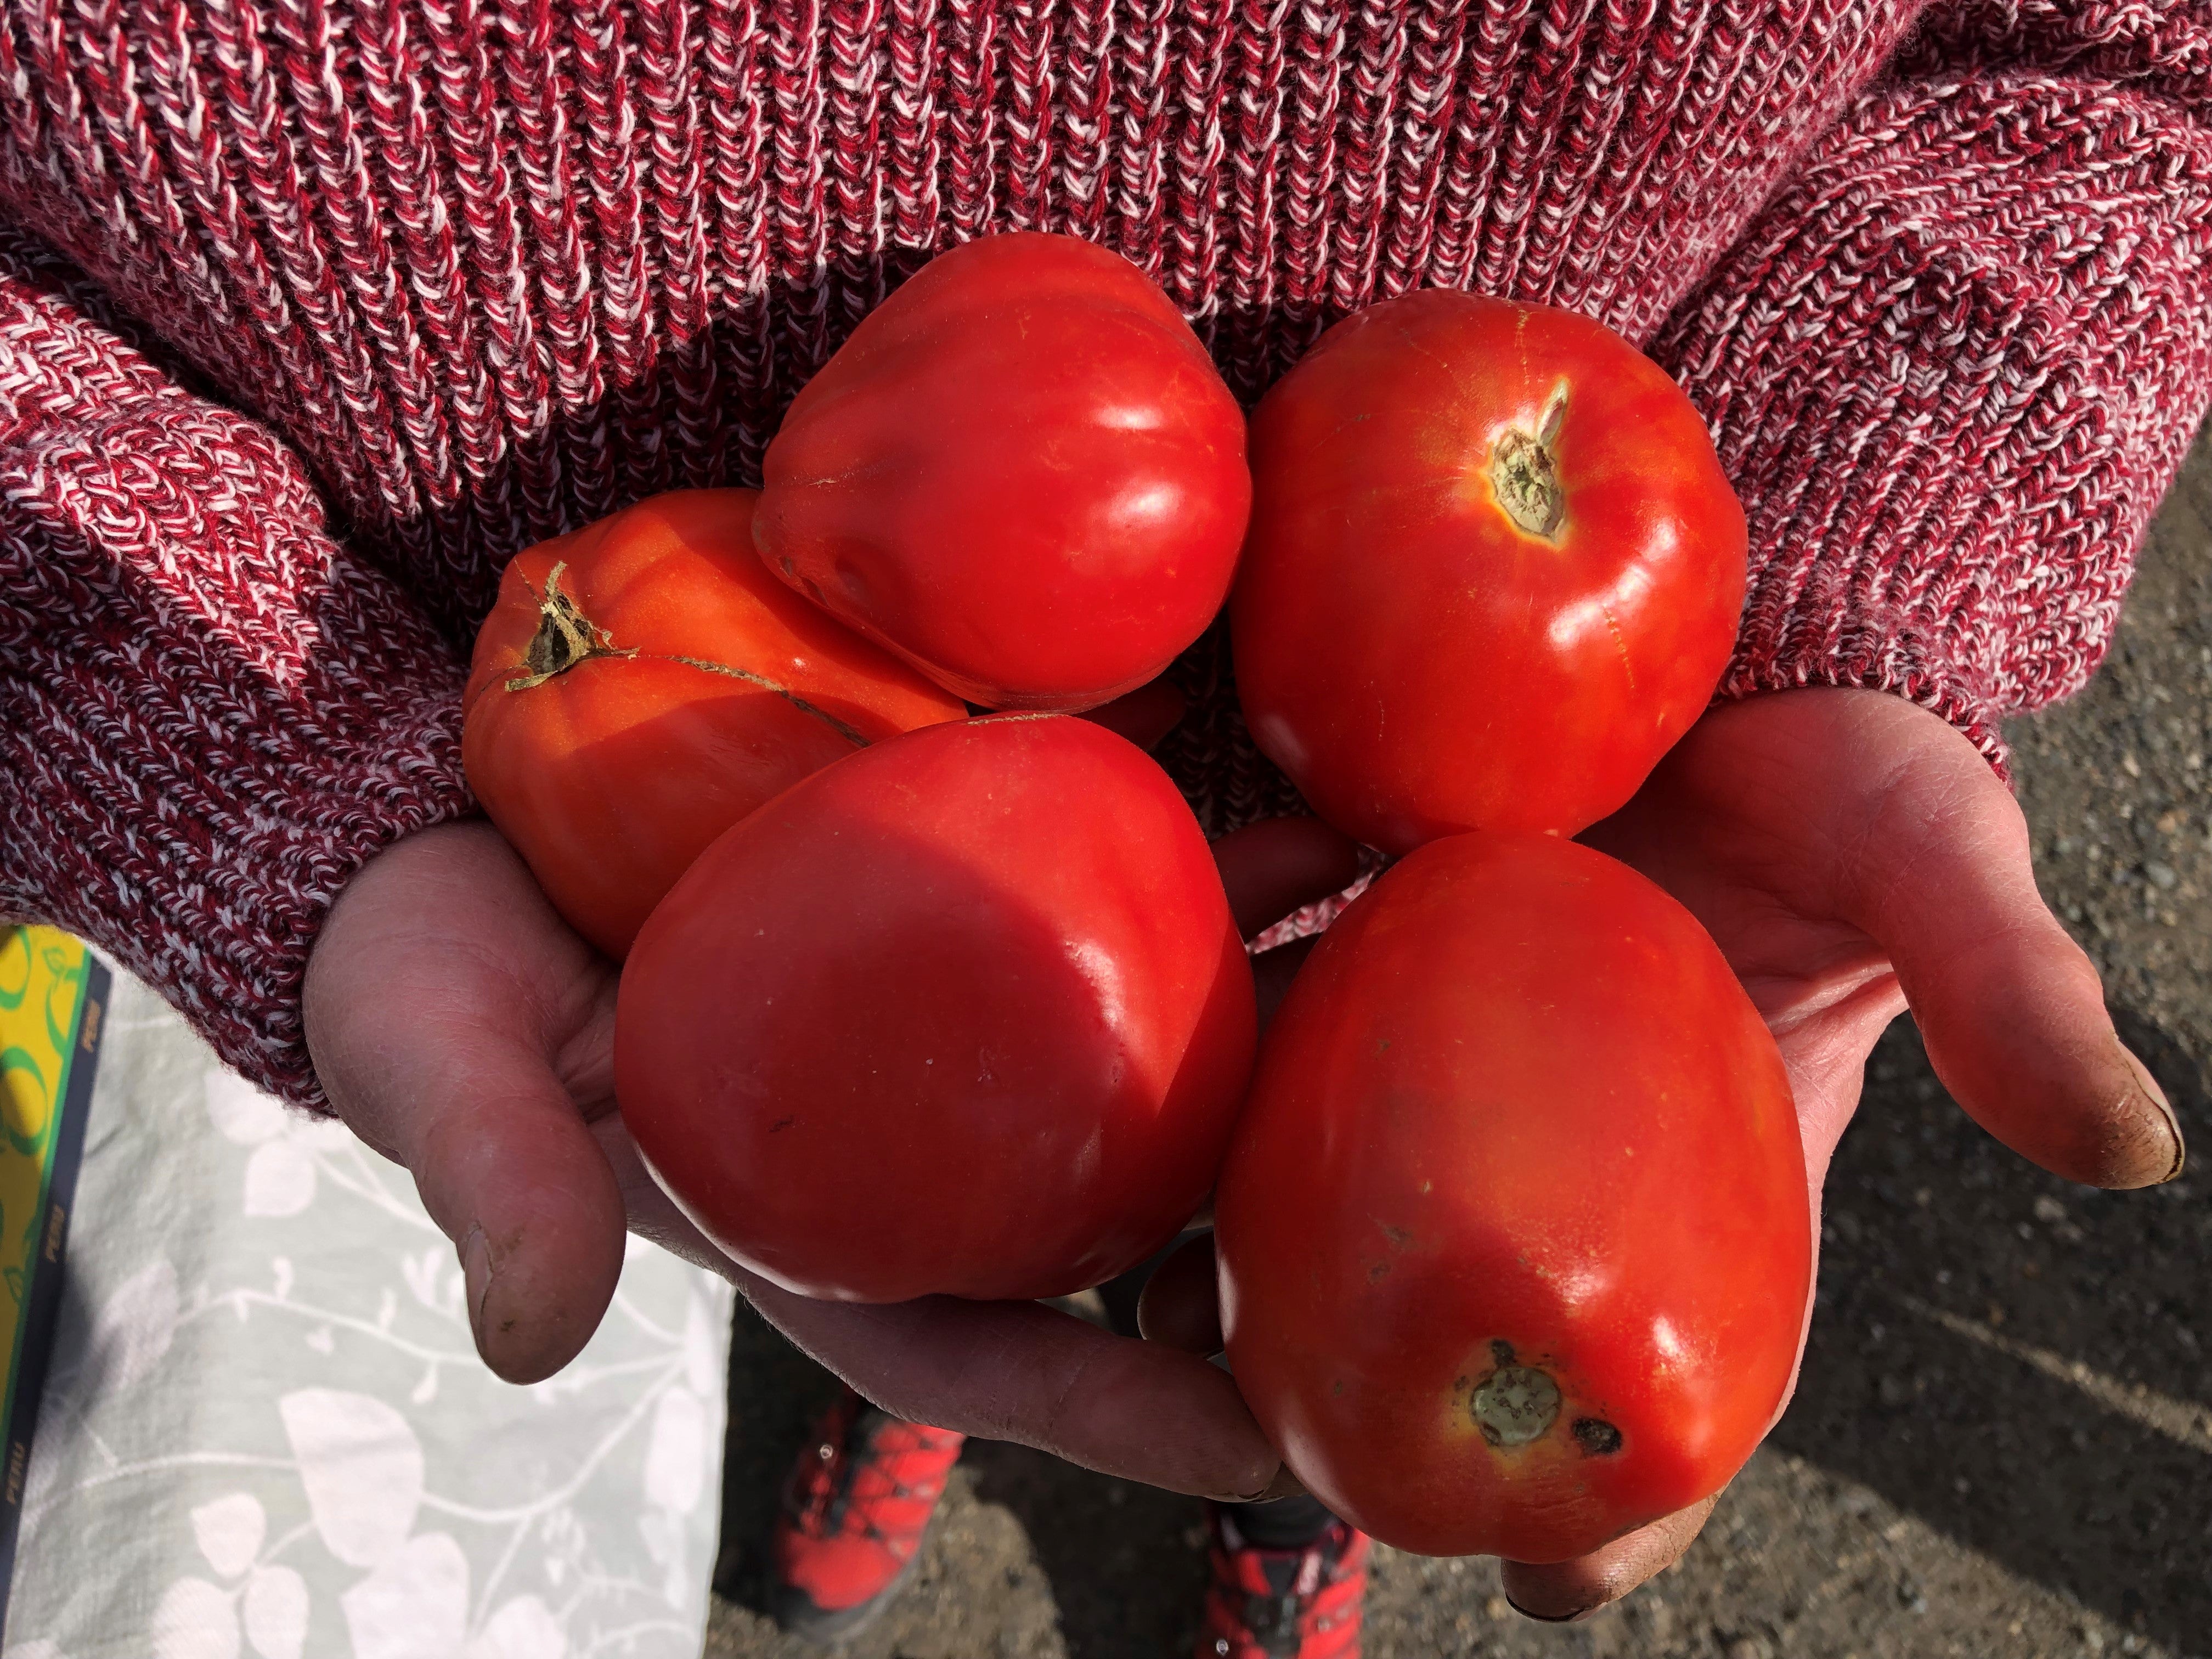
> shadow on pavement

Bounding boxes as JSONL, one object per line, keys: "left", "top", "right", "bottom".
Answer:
{"left": 1772, "top": 1012, "right": 2210, "bottom": 1652}
{"left": 961, "top": 1441, "right": 1210, "bottom": 1657}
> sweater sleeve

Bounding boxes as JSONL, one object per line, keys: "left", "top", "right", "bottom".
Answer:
{"left": 1651, "top": 2, "right": 2212, "bottom": 772}
{"left": 0, "top": 225, "right": 474, "bottom": 1108}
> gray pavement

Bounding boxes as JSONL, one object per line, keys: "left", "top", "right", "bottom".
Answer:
{"left": 704, "top": 423, "right": 2212, "bottom": 1659}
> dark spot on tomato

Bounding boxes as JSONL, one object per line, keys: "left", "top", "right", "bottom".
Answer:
{"left": 802, "top": 578, "right": 828, "bottom": 608}
{"left": 1368, "top": 1261, "right": 1390, "bottom": 1282}
{"left": 1333, "top": 1379, "right": 1345, "bottom": 1397}
{"left": 770, "top": 1116, "right": 796, "bottom": 1133}
{"left": 1573, "top": 1417, "right": 1623, "bottom": 1456}
{"left": 1490, "top": 1339, "right": 1516, "bottom": 1368}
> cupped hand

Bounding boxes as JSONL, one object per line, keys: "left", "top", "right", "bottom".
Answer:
{"left": 1141, "top": 687, "right": 2184, "bottom": 1615}
{"left": 1513, "top": 687, "right": 2183, "bottom": 1616}
{"left": 301, "top": 687, "right": 1360, "bottom": 1502}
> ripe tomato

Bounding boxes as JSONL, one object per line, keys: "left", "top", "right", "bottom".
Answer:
{"left": 463, "top": 489, "right": 964, "bottom": 958}
{"left": 615, "top": 715, "right": 1258, "bottom": 1304}
{"left": 1216, "top": 833, "right": 1809, "bottom": 1562}
{"left": 1232, "top": 292, "right": 1747, "bottom": 854}
{"left": 755, "top": 233, "right": 1251, "bottom": 712}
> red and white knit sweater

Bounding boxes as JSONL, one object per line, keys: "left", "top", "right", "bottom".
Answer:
{"left": 1, "top": 0, "right": 2207, "bottom": 1108}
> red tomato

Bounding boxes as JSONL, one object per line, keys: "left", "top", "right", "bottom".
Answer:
{"left": 755, "top": 233, "right": 1251, "bottom": 712}
{"left": 1232, "top": 292, "right": 1747, "bottom": 854}
{"left": 463, "top": 489, "right": 964, "bottom": 958}
{"left": 1216, "top": 833, "right": 1809, "bottom": 1561}
{"left": 616, "top": 715, "right": 1258, "bottom": 1303}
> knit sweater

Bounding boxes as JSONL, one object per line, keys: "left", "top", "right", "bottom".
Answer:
{"left": 0, "top": 0, "right": 2206, "bottom": 1108}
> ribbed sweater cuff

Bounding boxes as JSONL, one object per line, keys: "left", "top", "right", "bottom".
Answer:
{"left": 2, "top": 357, "right": 473, "bottom": 1110}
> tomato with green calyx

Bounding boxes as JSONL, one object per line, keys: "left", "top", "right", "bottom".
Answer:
{"left": 1217, "top": 832, "right": 1809, "bottom": 1562}
{"left": 462, "top": 489, "right": 964, "bottom": 958}
{"left": 616, "top": 714, "right": 1258, "bottom": 1304}
{"left": 1233, "top": 291, "right": 1747, "bottom": 854}
{"left": 757, "top": 233, "right": 1251, "bottom": 712}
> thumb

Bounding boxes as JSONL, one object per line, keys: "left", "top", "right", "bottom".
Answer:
{"left": 399, "top": 1037, "right": 629, "bottom": 1382}
{"left": 304, "top": 823, "right": 629, "bottom": 1384}
{"left": 1843, "top": 710, "right": 2183, "bottom": 1190}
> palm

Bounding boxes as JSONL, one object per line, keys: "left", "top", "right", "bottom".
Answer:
{"left": 1583, "top": 691, "right": 1917, "bottom": 1188}
{"left": 1487, "top": 687, "right": 2183, "bottom": 1618}
{"left": 1584, "top": 688, "right": 2177, "bottom": 1192}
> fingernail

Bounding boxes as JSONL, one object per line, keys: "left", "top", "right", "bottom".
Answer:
{"left": 1505, "top": 1593, "right": 1602, "bottom": 1624}
{"left": 2117, "top": 1043, "right": 2187, "bottom": 1183}
{"left": 1218, "top": 1463, "right": 1309, "bottom": 1504}
{"left": 460, "top": 1223, "right": 494, "bottom": 1349}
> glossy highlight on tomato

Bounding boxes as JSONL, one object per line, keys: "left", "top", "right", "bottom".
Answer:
{"left": 1232, "top": 291, "right": 1748, "bottom": 854}
{"left": 757, "top": 232, "right": 1252, "bottom": 712}
{"left": 1216, "top": 832, "right": 1810, "bottom": 1561}
{"left": 616, "top": 714, "right": 1259, "bottom": 1304}
{"left": 462, "top": 489, "right": 964, "bottom": 958}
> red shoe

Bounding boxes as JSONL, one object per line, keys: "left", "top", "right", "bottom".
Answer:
{"left": 1195, "top": 1504, "right": 1370, "bottom": 1658}
{"left": 769, "top": 1388, "right": 966, "bottom": 1641}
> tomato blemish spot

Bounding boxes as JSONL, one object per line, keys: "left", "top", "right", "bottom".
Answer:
{"left": 1471, "top": 1348, "right": 1561, "bottom": 1449}
{"left": 769, "top": 1116, "right": 796, "bottom": 1133}
{"left": 1572, "top": 1417, "right": 1624, "bottom": 1456}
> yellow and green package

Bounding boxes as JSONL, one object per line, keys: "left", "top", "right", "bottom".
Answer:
{"left": 0, "top": 927, "right": 106, "bottom": 1615}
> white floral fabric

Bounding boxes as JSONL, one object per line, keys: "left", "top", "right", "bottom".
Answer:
{"left": 2, "top": 962, "right": 733, "bottom": 1658}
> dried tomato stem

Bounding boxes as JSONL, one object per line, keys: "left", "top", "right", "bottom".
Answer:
{"left": 500, "top": 563, "right": 872, "bottom": 749}
{"left": 505, "top": 561, "right": 638, "bottom": 689}
{"left": 1489, "top": 384, "right": 1570, "bottom": 539}
{"left": 654, "top": 655, "right": 872, "bottom": 748}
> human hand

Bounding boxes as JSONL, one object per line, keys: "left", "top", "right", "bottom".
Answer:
{"left": 1142, "top": 687, "right": 2183, "bottom": 1614}
{"left": 302, "top": 687, "right": 1360, "bottom": 1500}
{"left": 1500, "top": 687, "right": 2182, "bottom": 1616}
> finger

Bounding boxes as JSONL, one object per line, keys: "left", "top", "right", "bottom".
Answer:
{"left": 306, "top": 824, "right": 627, "bottom": 1384}
{"left": 407, "top": 1043, "right": 629, "bottom": 1382}
{"left": 1079, "top": 676, "right": 1187, "bottom": 750}
{"left": 1500, "top": 1494, "right": 1719, "bottom": 1622}
{"left": 592, "top": 1121, "right": 1285, "bottom": 1500}
{"left": 766, "top": 1280, "right": 1282, "bottom": 1501}
{"left": 1137, "top": 1231, "right": 1223, "bottom": 1354}
{"left": 1834, "top": 705, "right": 2184, "bottom": 1188}
{"left": 1212, "top": 817, "right": 1364, "bottom": 940}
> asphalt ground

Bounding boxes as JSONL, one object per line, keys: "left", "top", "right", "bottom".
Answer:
{"left": 703, "top": 421, "right": 2212, "bottom": 1659}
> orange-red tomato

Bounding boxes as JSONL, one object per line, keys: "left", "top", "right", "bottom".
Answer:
{"left": 462, "top": 489, "right": 964, "bottom": 958}
{"left": 1216, "top": 833, "right": 1810, "bottom": 1561}
{"left": 1232, "top": 292, "right": 1747, "bottom": 854}
{"left": 616, "top": 715, "right": 1259, "bottom": 1304}
{"left": 755, "top": 233, "right": 1251, "bottom": 712}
